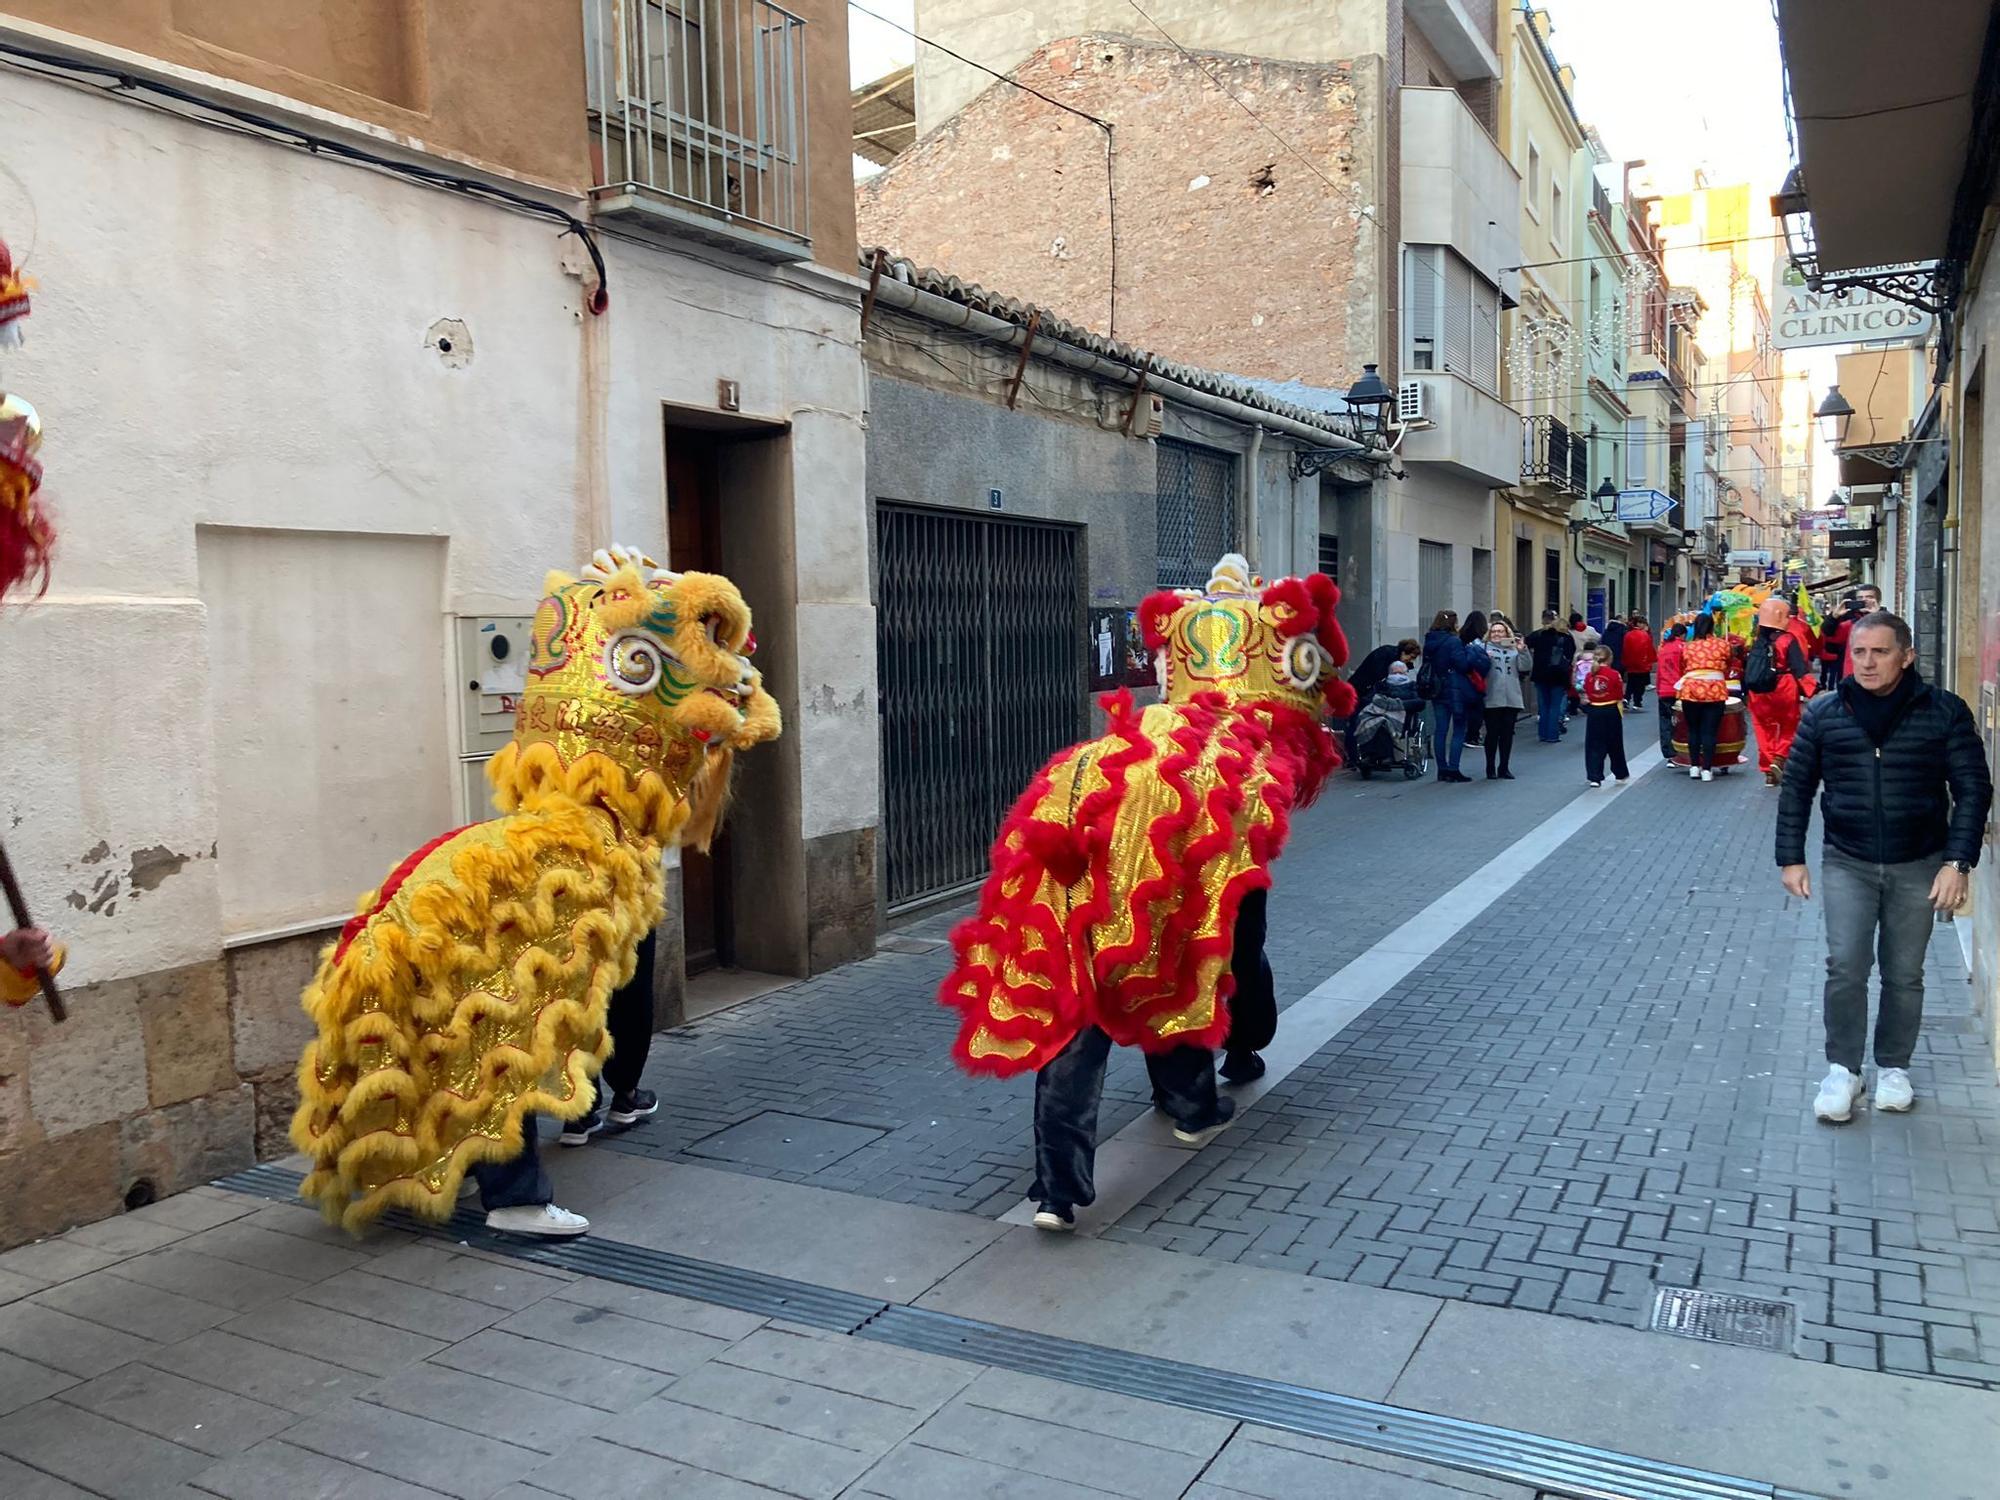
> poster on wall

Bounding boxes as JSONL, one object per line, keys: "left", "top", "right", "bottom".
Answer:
{"left": 1089, "top": 608, "right": 1124, "bottom": 692}
{"left": 1124, "top": 608, "right": 1157, "bottom": 689}
{"left": 1089, "top": 608, "right": 1159, "bottom": 691}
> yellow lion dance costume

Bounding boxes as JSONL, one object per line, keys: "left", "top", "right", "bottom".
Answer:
{"left": 292, "top": 547, "right": 780, "bottom": 1233}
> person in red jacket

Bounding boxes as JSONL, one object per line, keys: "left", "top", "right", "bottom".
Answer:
{"left": 1747, "top": 597, "right": 1817, "bottom": 784}
{"left": 1620, "top": 614, "right": 1656, "bottom": 708}
{"left": 1654, "top": 623, "right": 1687, "bottom": 758}
{"left": 1581, "top": 647, "right": 1630, "bottom": 787}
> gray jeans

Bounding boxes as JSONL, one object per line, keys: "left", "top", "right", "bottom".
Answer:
{"left": 1819, "top": 848, "right": 1940, "bottom": 1072}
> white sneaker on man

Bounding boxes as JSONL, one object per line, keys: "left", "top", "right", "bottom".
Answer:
{"left": 1813, "top": 1064, "right": 1864, "bottom": 1123}
{"left": 1874, "top": 1067, "right": 1915, "bottom": 1113}
{"left": 485, "top": 1203, "right": 590, "bottom": 1238}
{"left": 1688, "top": 766, "right": 1700, "bottom": 780}
{"left": 1701, "top": 769, "right": 1714, "bottom": 782}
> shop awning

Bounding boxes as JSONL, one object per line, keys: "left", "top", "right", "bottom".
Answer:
{"left": 1773, "top": 0, "right": 1993, "bottom": 271}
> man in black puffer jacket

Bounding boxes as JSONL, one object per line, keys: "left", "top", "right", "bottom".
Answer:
{"left": 1776, "top": 612, "right": 1992, "bottom": 1125}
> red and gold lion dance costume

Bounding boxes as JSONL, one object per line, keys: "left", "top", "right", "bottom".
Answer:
{"left": 941, "top": 554, "right": 1352, "bottom": 1075}
{"left": 291, "top": 548, "right": 781, "bottom": 1232}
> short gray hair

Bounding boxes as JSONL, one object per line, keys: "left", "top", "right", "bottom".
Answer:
{"left": 1854, "top": 610, "right": 1913, "bottom": 651}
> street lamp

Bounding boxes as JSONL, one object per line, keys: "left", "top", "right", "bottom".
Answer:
{"left": 1816, "top": 385, "right": 1855, "bottom": 448}
{"left": 1343, "top": 363, "right": 1395, "bottom": 443}
{"left": 1593, "top": 477, "right": 1618, "bottom": 519}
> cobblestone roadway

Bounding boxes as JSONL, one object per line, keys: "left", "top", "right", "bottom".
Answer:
{"left": 614, "top": 722, "right": 2000, "bottom": 1385}
{"left": 1106, "top": 755, "right": 2000, "bottom": 1387}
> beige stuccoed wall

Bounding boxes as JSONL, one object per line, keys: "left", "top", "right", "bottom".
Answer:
{"left": 911, "top": 0, "right": 1388, "bottom": 132}
{"left": 0, "top": 55, "right": 870, "bottom": 1243}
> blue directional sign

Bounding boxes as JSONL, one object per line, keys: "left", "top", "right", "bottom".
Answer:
{"left": 1615, "top": 488, "right": 1678, "bottom": 523}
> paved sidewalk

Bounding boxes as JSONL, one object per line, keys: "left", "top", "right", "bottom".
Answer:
{"left": 1106, "top": 758, "right": 2000, "bottom": 1386}
{"left": 0, "top": 1186, "right": 1534, "bottom": 1499}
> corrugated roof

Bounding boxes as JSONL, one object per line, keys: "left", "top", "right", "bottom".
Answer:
{"left": 851, "top": 68, "right": 915, "bottom": 167}
{"left": 862, "top": 247, "right": 1362, "bottom": 440}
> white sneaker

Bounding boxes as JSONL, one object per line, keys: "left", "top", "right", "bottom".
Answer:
{"left": 1701, "top": 769, "right": 1714, "bottom": 782}
{"left": 1874, "top": 1068, "right": 1915, "bottom": 1113}
{"left": 1813, "top": 1064, "right": 1864, "bottom": 1123}
{"left": 1688, "top": 766, "right": 1700, "bottom": 780}
{"left": 485, "top": 1203, "right": 590, "bottom": 1238}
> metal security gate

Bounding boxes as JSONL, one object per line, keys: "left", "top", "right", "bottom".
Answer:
{"left": 878, "top": 505, "right": 1083, "bottom": 909}
{"left": 1157, "top": 439, "right": 1237, "bottom": 587}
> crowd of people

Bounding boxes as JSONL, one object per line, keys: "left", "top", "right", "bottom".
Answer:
{"left": 1347, "top": 584, "right": 1889, "bottom": 793}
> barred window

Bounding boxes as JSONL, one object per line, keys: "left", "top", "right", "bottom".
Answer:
{"left": 1156, "top": 439, "right": 1237, "bottom": 588}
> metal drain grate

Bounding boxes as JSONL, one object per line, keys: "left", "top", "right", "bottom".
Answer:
{"left": 208, "top": 1166, "right": 1776, "bottom": 1499}
{"left": 1647, "top": 1286, "right": 1797, "bottom": 1353}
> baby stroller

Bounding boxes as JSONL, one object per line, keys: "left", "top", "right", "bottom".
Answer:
{"left": 1351, "top": 691, "right": 1429, "bottom": 779}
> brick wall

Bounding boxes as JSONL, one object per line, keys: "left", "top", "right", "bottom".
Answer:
{"left": 858, "top": 36, "right": 1374, "bottom": 387}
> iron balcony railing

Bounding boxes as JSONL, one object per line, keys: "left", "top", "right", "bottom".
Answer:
{"left": 584, "top": 0, "right": 811, "bottom": 250}
{"left": 1592, "top": 177, "right": 1612, "bottom": 224}
{"left": 1521, "top": 415, "right": 1588, "bottom": 496}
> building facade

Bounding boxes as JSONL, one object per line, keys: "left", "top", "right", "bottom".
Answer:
{"left": 0, "top": 0, "right": 874, "bottom": 1243}
{"left": 1772, "top": 0, "right": 2000, "bottom": 1076}
{"left": 859, "top": 2, "right": 1518, "bottom": 653}
{"left": 860, "top": 252, "right": 1378, "bottom": 911}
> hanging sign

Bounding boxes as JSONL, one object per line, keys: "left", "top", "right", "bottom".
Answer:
{"left": 1828, "top": 528, "right": 1879, "bottom": 560}
{"left": 1615, "top": 488, "right": 1677, "bottom": 523}
{"left": 1772, "top": 256, "right": 1935, "bottom": 351}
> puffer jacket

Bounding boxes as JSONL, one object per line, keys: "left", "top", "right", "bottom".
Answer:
{"left": 1621, "top": 629, "right": 1656, "bottom": 673}
{"left": 1775, "top": 673, "right": 1993, "bottom": 867}
{"left": 1656, "top": 637, "right": 1687, "bottom": 696}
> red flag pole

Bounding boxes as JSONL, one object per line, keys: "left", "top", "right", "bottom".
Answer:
{"left": 0, "top": 838, "right": 64, "bottom": 1022}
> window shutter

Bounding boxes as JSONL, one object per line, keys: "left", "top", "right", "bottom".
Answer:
{"left": 1442, "top": 253, "right": 1472, "bottom": 377}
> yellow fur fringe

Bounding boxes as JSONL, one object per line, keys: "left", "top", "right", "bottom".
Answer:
{"left": 290, "top": 754, "right": 683, "bottom": 1234}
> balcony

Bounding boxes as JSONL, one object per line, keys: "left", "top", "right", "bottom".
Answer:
{"left": 1401, "top": 88, "right": 1522, "bottom": 291}
{"left": 585, "top": 0, "right": 812, "bottom": 261}
{"left": 1521, "top": 416, "right": 1588, "bottom": 496}
{"left": 1399, "top": 371, "right": 1522, "bottom": 489}
{"left": 1591, "top": 177, "right": 1612, "bottom": 225}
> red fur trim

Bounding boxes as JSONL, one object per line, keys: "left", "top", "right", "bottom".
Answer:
{"left": 1019, "top": 819, "right": 1092, "bottom": 889}
{"left": 1259, "top": 577, "right": 1316, "bottom": 637}
{"left": 1305, "top": 573, "right": 1349, "bottom": 666}
{"left": 1138, "top": 591, "right": 1184, "bottom": 651}
{"left": 0, "top": 504, "right": 53, "bottom": 603}
{"left": 1322, "top": 675, "right": 1357, "bottom": 722}
{"left": 334, "top": 825, "right": 475, "bottom": 963}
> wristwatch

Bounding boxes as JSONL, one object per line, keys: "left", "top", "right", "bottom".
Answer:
{"left": 1949, "top": 860, "right": 1973, "bottom": 875}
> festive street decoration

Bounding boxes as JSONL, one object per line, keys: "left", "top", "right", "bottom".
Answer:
{"left": 290, "top": 547, "right": 782, "bottom": 1233}
{"left": 940, "top": 555, "right": 1350, "bottom": 1075}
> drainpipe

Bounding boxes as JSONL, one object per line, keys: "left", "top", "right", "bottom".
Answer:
{"left": 870, "top": 276, "right": 1393, "bottom": 459}
{"left": 1245, "top": 426, "right": 1264, "bottom": 566}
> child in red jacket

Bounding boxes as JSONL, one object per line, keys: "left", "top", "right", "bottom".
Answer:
{"left": 1619, "top": 615, "right": 1656, "bottom": 708}
{"left": 1582, "top": 647, "right": 1629, "bottom": 787}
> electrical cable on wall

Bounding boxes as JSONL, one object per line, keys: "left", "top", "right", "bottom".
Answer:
{"left": 0, "top": 39, "right": 610, "bottom": 313}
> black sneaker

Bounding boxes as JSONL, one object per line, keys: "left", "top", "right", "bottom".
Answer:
{"left": 1218, "top": 1050, "right": 1266, "bottom": 1085}
{"left": 559, "top": 1100, "right": 605, "bottom": 1148}
{"left": 1171, "top": 1096, "right": 1237, "bottom": 1146}
{"left": 608, "top": 1088, "right": 658, "bottom": 1126}
{"left": 1032, "top": 1202, "right": 1075, "bottom": 1232}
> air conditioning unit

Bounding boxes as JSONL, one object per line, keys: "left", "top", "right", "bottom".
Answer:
{"left": 1101, "top": 389, "right": 1164, "bottom": 438}
{"left": 1397, "top": 379, "right": 1428, "bottom": 424}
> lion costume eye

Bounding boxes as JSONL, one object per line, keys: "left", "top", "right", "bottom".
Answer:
{"left": 1280, "top": 636, "right": 1323, "bottom": 690}
{"left": 603, "top": 630, "right": 668, "bottom": 696}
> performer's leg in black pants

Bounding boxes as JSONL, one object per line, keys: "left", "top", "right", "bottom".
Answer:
{"left": 1036, "top": 1029, "right": 1230, "bottom": 1217}
{"left": 1483, "top": 706, "right": 1517, "bottom": 777}
{"left": 1221, "top": 887, "right": 1276, "bottom": 1083}
{"left": 563, "top": 931, "right": 660, "bottom": 1144}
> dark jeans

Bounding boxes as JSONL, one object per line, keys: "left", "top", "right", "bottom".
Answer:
{"left": 1624, "top": 671, "right": 1649, "bottom": 706}
{"left": 1683, "top": 700, "right": 1724, "bottom": 768}
{"left": 1583, "top": 704, "right": 1628, "bottom": 782}
{"left": 1222, "top": 887, "right": 1276, "bottom": 1058}
{"left": 473, "top": 931, "right": 660, "bottom": 1210}
{"left": 1033, "top": 1027, "right": 1220, "bottom": 1209}
{"left": 1483, "top": 707, "right": 1518, "bottom": 775}
{"left": 1431, "top": 701, "right": 1468, "bottom": 774}
{"left": 1820, "top": 849, "right": 1940, "bottom": 1072}
{"left": 1534, "top": 681, "right": 1566, "bottom": 741}
{"left": 1657, "top": 695, "right": 1677, "bottom": 758}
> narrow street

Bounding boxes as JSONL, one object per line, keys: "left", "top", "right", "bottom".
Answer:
{"left": 4, "top": 727, "right": 1996, "bottom": 1499}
